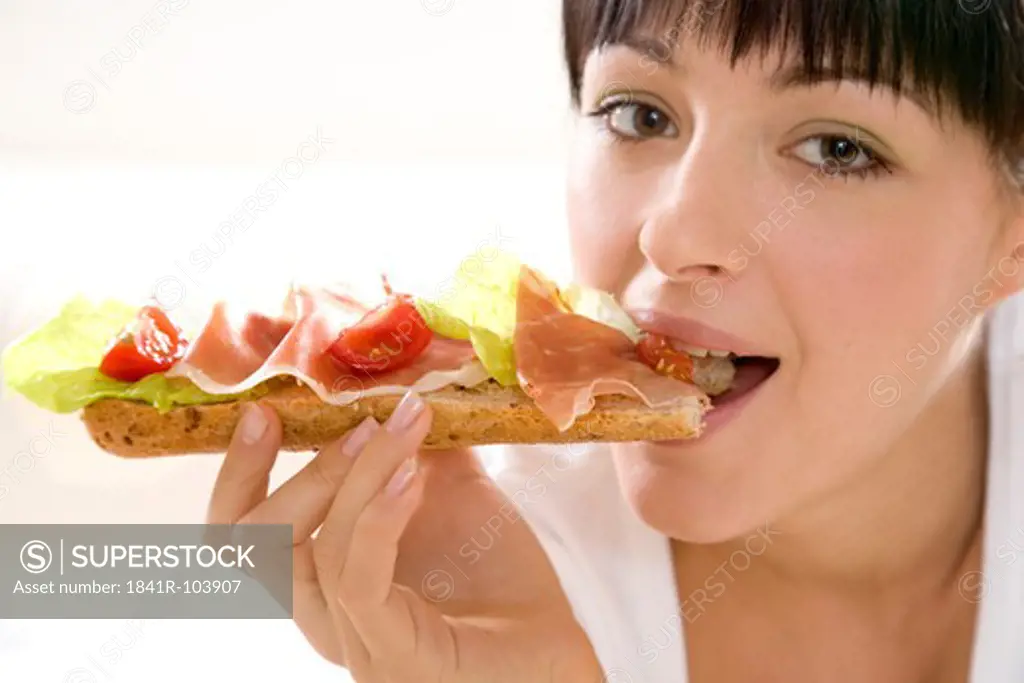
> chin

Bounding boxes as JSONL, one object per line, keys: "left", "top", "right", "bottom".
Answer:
{"left": 608, "top": 377, "right": 787, "bottom": 544}
{"left": 609, "top": 442, "right": 768, "bottom": 544}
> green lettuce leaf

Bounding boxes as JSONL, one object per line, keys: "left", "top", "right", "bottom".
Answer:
{"left": 414, "top": 297, "right": 518, "bottom": 386}
{"left": 466, "top": 326, "right": 517, "bottom": 386}
{"left": 413, "top": 299, "right": 472, "bottom": 341}
{"left": 1, "top": 297, "right": 253, "bottom": 413}
{"left": 414, "top": 250, "right": 523, "bottom": 386}
{"left": 431, "top": 249, "right": 522, "bottom": 338}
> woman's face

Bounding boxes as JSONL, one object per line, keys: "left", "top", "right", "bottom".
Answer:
{"left": 567, "top": 37, "right": 1024, "bottom": 542}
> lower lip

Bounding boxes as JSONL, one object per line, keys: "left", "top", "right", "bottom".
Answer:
{"left": 649, "top": 371, "right": 775, "bottom": 447}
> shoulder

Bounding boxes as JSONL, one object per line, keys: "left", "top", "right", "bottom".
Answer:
{"left": 971, "top": 297, "right": 1024, "bottom": 680}
{"left": 480, "top": 444, "right": 683, "bottom": 679}
{"left": 479, "top": 443, "right": 624, "bottom": 529}
{"left": 987, "top": 295, "right": 1023, "bottom": 371}
{"left": 479, "top": 442, "right": 669, "bottom": 582}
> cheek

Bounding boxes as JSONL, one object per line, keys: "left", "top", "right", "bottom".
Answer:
{"left": 775, "top": 194, "right": 997, "bottom": 417}
{"left": 566, "top": 135, "right": 644, "bottom": 291}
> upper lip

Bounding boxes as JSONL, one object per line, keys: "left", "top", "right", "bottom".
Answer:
{"left": 627, "top": 308, "right": 774, "bottom": 358}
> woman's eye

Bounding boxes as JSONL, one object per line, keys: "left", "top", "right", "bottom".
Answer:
{"left": 601, "top": 101, "right": 678, "bottom": 140}
{"left": 790, "top": 135, "right": 881, "bottom": 174}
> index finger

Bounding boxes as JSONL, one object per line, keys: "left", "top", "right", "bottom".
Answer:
{"left": 241, "top": 417, "right": 381, "bottom": 543}
{"left": 206, "top": 403, "right": 282, "bottom": 524}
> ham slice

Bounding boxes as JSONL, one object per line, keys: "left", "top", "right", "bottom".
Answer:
{"left": 166, "top": 284, "right": 488, "bottom": 405}
{"left": 514, "top": 266, "right": 709, "bottom": 431}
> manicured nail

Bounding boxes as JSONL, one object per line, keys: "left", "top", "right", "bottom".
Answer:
{"left": 239, "top": 404, "right": 269, "bottom": 445}
{"left": 386, "top": 392, "right": 426, "bottom": 434}
{"left": 342, "top": 417, "right": 379, "bottom": 458}
{"left": 386, "top": 458, "right": 418, "bottom": 497}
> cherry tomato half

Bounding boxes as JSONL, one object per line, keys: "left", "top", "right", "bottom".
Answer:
{"left": 328, "top": 289, "right": 433, "bottom": 374}
{"left": 99, "top": 305, "right": 188, "bottom": 383}
{"left": 636, "top": 333, "right": 695, "bottom": 383}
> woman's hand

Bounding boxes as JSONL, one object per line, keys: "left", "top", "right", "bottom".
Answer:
{"left": 206, "top": 391, "right": 601, "bottom": 682}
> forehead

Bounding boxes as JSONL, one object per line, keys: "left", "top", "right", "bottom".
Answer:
{"left": 586, "top": 1, "right": 881, "bottom": 85}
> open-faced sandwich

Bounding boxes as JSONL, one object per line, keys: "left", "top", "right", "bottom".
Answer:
{"left": 0, "top": 251, "right": 746, "bottom": 457}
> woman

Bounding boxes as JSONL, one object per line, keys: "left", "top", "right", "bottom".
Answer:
{"left": 206, "top": 1, "right": 1024, "bottom": 680}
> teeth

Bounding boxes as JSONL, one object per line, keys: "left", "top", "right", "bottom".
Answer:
{"left": 666, "top": 339, "right": 735, "bottom": 358}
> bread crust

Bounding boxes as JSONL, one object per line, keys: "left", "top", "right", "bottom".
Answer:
{"left": 81, "top": 378, "right": 709, "bottom": 457}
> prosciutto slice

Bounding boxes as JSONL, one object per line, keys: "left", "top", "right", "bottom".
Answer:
{"left": 514, "top": 266, "right": 709, "bottom": 431}
{"left": 166, "top": 284, "right": 488, "bottom": 405}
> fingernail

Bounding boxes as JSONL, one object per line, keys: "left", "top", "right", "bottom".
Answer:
{"left": 385, "top": 458, "right": 418, "bottom": 497}
{"left": 342, "top": 417, "right": 379, "bottom": 458}
{"left": 386, "top": 392, "right": 426, "bottom": 434}
{"left": 239, "top": 404, "right": 269, "bottom": 445}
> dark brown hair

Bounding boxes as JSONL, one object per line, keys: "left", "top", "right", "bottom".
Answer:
{"left": 563, "top": 0, "right": 1024, "bottom": 163}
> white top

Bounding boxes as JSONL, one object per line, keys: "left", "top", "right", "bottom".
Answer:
{"left": 485, "top": 295, "right": 1024, "bottom": 683}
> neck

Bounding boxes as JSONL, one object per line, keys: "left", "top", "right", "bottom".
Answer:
{"left": 755, "top": 339, "right": 990, "bottom": 592}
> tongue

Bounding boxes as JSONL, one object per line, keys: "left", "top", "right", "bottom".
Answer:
{"left": 713, "top": 359, "right": 776, "bottom": 406}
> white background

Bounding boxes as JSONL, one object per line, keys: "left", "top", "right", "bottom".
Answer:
{"left": 0, "top": 1, "right": 573, "bottom": 680}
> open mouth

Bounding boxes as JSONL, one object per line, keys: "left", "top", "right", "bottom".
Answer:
{"left": 626, "top": 309, "right": 782, "bottom": 413}
{"left": 710, "top": 355, "right": 781, "bottom": 408}
{"left": 663, "top": 339, "right": 781, "bottom": 408}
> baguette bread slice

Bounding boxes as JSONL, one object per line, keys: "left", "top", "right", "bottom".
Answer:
{"left": 82, "top": 377, "right": 710, "bottom": 457}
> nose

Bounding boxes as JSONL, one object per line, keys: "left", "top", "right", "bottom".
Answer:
{"left": 638, "top": 151, "right": 741, "bottom": 287}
